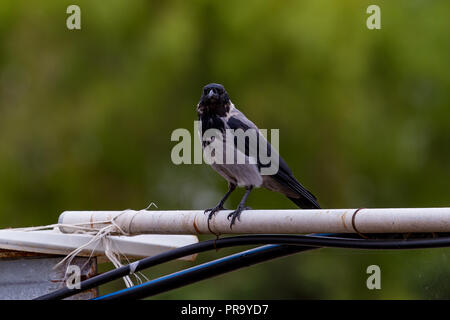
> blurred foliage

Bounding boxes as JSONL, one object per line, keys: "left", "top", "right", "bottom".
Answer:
{"left": 0, "top": 0, "right": 449, "bottom": 299}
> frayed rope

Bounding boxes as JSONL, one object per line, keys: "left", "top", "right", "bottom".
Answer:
{"left": 13, "top": 205, "right": 157, "bottom": 288}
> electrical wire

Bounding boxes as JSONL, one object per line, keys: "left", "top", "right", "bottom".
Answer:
{"left": 35, "top": 233, "right": 450, "bottom": 300}
{"left": 95, "top": 244, "right": 311, "bottom": 300}
{"left": 94, "top": 234, "right": 450, "bottom": 300}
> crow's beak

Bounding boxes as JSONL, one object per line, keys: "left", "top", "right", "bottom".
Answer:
{"left": 207, "top": 89, "right": 217, "bottom": 100}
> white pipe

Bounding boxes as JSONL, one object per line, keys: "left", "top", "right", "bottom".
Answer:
{"left": 58, "top": 208, "right": 450, "bottom": 235}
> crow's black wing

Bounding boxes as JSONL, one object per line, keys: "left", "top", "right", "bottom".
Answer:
{"left": 226, "top": 113, "right": 320, "bottom": 209}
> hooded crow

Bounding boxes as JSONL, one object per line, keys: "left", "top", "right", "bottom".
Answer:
{"left": 197, "top": 83, "right": 320, "bottom": 228}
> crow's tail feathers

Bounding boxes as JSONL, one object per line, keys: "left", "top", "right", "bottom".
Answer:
{"left": 271, "top": 160, "right": 321, "bottom": 209}
{"left": 288, "top": 196, "right": 321, "bottom": 209}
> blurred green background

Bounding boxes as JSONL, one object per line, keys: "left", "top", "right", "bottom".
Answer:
{"left": 1, "top": 0, "right": 449, "bottom": 299}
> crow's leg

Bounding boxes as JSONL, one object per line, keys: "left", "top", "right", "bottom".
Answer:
{"left": 205, "top": 183, "right": 236, "bottom": 220}
{"left": 227, "top": 186, "right": 253, "bottom": 228}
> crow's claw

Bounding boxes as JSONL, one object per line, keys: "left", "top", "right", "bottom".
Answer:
{"left": 204, "top": 205, "right": 225, "bottom": 220}
{"left": 227, "top": 206, "right": 251, "bottom": 229}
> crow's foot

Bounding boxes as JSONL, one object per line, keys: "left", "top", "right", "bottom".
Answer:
{"left": 227, "top": 206, "right": 251, "bottom": 229}
{"left": 204, "top": 204, "right": 225, "bottom": 220}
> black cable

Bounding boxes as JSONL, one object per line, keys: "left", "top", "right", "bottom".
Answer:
{"left": 95, "top": 233, "right": 450, "bottom": 300}
{"left": 95, "top": 244, "right": 312, "bottom": 300}
{"left": 35, "top": 234, "right": 450, "bottom": 300}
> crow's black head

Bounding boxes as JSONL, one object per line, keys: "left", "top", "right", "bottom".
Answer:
{"left": 197, "top": 83, "right": 231, "bottom": 116}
